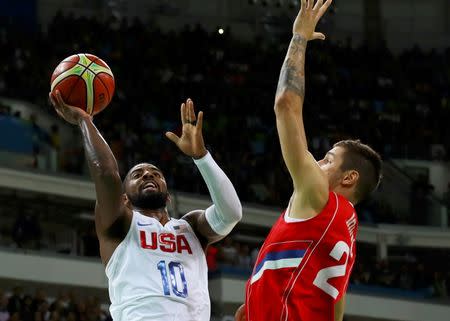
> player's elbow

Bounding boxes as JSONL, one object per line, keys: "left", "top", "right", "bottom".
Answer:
{"left": 220, "top": 198, "right": 242, "bottom": 224}
{"left": 274, "top": 91, "right": 300, "bottom": 115}
{"left": 232, "top": 202, "right": 243, "bottom": 223}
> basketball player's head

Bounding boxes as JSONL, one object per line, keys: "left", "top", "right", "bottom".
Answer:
{"left": 318, "top": 140, "right": 382, "bottom": 203}
{"left": 122, "top": 163, "right": 170, "bottom": 210}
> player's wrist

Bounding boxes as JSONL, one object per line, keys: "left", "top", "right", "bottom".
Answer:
{"left": 77, "top": 114, "right": 92, "bottom": 126}
{"left": 192, "top": 148, "right": 208, "bottom": 160}
{"left": 292, "top": 32, "right": 309, "bottom": 42}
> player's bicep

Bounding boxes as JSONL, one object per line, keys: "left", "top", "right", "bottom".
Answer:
{"left": 183, "top": 210, "right": 224, "bottom": 247}
{"left": 93, "top": 172, "right": 126, "bottom": 235}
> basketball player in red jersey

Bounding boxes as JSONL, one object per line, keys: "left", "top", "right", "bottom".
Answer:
{"left": 235, "top": 1, "right": 382, "bottom": 321}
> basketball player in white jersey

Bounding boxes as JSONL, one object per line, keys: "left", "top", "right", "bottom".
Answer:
{"left": 49, "top": 92, "right": 243, "bottom": 321}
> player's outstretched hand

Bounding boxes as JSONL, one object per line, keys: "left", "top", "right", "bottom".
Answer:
{"left": 165, "top": 98, "right": 207, "bottom": 159}
{"left": 234, "top": 304, "right": 246, "bottom": 321}
{"left": 49, "top": 90, "right": 91, "bottom": 125}
{"left": 293, "top": 0, "right": 333, "bottom": 41}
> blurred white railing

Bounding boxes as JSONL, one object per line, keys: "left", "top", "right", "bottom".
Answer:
{"left": 0, "top": 166, "right": 449, "bottom": 257}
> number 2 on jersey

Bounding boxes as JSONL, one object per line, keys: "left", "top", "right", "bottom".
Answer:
{"left": 313, "top": 241, "right": 350, "bottom": 299}
{"left": 157, "top": 260, "right": 188, "bottom": 298}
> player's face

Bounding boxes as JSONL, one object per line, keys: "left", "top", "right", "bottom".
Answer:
{"left": 317, "top": 146, "right": 346, "bottom": 190}
{"left": 124, "top": 163, "right": 169, "bottom": 209}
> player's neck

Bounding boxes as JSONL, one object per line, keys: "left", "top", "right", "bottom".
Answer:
{"left": 332, "top": 187, "right": 357, "bottom": 204}
{"left": 135, "top": 207, "right": 171, "bottom": 225}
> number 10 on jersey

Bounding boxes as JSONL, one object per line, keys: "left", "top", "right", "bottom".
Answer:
{"left": 157, "top": 260, "right": 188, "bottom": 298}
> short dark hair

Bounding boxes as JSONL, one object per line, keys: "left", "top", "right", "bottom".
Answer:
{"left": 334, "top": 139, "right": 382, "bottom": 202}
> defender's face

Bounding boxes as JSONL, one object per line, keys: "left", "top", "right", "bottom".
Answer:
{"left": 125, "top": 163, "right": 168, "bottom": 199}
{"left": 317, "top": 146, "right": 345, "bottom": 189}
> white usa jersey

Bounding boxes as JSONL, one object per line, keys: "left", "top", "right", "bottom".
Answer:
{"left": 106, "top": 211, "right": 210, "bottom": 321}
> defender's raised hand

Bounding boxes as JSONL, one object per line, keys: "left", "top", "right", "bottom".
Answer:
{"left": 49, "top": 90, "right": 91, "bottom": 125}
{"left": 165, "top": 98, "right": 207, "bottom": 159}
{"left": 293, "top": 0, "right": 333, "bottom": 41}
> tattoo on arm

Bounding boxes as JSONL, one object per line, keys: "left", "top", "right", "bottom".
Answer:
{"left": 276, "top": 34, "right": 308, "bottom": 98}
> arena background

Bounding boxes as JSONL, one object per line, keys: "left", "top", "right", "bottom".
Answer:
{"left": 0, "top": 0, "right": 449, "bottom": 320}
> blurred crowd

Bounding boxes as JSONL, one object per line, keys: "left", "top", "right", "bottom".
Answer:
{"left": 0, "top": 12, "right": 449, "bottom": 211}
{"left": 2, "top": 210, "right": 450, "bottom": 303}
{"left": 0, "top": 287, "right": 109, "bottom": 321}
{"left": 207, "top": 238, "right": 450, "bottom": 300}
{"left": 1, "top": 10, "right": 450, "bottom": 312}
{"left": 350, "top": 256, "right": 449, "bottom": 299}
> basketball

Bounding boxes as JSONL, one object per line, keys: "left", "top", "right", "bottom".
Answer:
{"left": 50, "top": 53, "right": 115, "bottom": 115}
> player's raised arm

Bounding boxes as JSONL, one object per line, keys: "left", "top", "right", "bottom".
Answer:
{"left": 274, "top": 0, "right": 332, "bottom": 216}
{"left": 166, "top": 99, "right": 242, "bottom": 245}
{"left": 49, "top": 91, "right": 127, "bottom": 238}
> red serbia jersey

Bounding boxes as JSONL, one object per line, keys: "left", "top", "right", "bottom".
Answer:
{"left": 245, "top": 192, "right": 358, "bottom": 321}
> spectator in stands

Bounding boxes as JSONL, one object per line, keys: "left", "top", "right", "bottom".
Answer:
{"left": 219, "top": 236, "right": 238, "bottom": 266}
{"left": 0, "top": 103, "right": 10, "bottom": 116}
{"left": 443, "top": 182, "right": 450, "bottom": 224}
{"left": 206, "top": 244, "right": 219, "bottom": 272}
{"left": 61, "top": 128, "right": 85, "bottom": 175}
{"left": 0, "top": 292, "right": 9, "bottom": 321}
{"left": 12, "top": 211, "right": 41, "bottom": 250}
{"left": 7, "top": 286, "right": 24, "bottom": 315}
{"left": 351, "top": 262, "right": 371, "bottom": 285}
{"left": 250, "top": 246, "right": 259, "bottom": 268}
{"left": 236, "top": 244, "right": 252, "bottom": 270}
{"left": 81, "top": 226, "right": 100, "bottom": 257}
{"left": 34, "top": 301, "right": 50, "bottom": 321}
{"left": 31, "top": 289, "right": 46, "bottom": 313}
{"left": 413, "top": 262, "right": 431, "bottom": 290}
{"left": 49, "top": 124, "right": 61, "bottom": 172}
{"left": 373, "top": 260, "right": 395, "bottom": 287}
{"left": 394, "top": 264, "right": 414, "bottom": 290}
{"left": 432, "top": 271, "right": 448, "bottom": 298}
{"left": 19, "top": 295, "right": 33, "bottom": 321}
{"left": 410, "top": 174, "right": 434, "bottom": 225}
{"left": 8, "top": 312, "right": 21, "bottom": 321}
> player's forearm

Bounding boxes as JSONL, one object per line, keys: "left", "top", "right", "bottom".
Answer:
{"left": 194, "top": 152, "right": 242, "bottom": 235}
{"left": 275, "top": 34, "right": 308, "bottom": 107}
{"left": 78, "top": 117, "right": 119, "bottom": 177}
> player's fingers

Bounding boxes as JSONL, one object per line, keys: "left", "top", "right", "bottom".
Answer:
{"left": 312, "top": 32, "right": 326, "bottom": 40}
{"left": 55, "top": 107, "right": 65, "bottom": 120}
{"left": 318, "top": 0, "right": 332, "bottom": 17}
{"left": 48, "top": 92, "right": 56, "bottom": 107}
{"left": 180, "top": 103, "right": 186, "bottom": 125}
{"left": 188, "top": 98, "right": 196, "bottom": 122}
{"left": 50, "top": 92, "right": 64, "bottom": 114}
{"left": 55, "top": 90, "right": 65, "bottom": 107}
{"left": 305, "top": 0, "right": 311, "bottom": 10}
{"left": 165, "top": 132, "right": 180, "bottom": 144}
{"left": 300, "top": 0, "right": 306, "bottom": 10}
{"left": 196, "top": 111, "right": 204, "bottom": 131}
{"left": 185, "top": 99, "right": 191, "bottom": 123}
{"left": 187, "top": 98, "right": 194, "bottom": 123}
{"left": 313, "top": 0, "right": 323, "bottom": 11}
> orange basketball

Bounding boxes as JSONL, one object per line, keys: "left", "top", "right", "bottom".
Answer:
{"left": 50, "top": 53, "right": 115, "bottom": 115}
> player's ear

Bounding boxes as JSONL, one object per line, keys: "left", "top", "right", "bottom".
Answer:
{"left": 342, "top": 170, "right": 359, "bottom": 187}
{"left": 123, "top": 194, "right": 130, "bottom": 207}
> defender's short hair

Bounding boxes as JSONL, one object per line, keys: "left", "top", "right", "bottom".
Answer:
{"left": 334, "top": 140, "right": 382, "bottom": 202}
